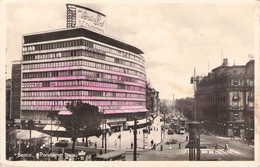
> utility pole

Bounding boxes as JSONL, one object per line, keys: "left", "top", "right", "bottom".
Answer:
{"left": 133, "top": 117, "right": 137, "bottom": 161}
{"left": 102, "top": 111, "right": 104, "bottom": 148}
{"left": 193, "top": 67, "right": 197, "bottom": 121}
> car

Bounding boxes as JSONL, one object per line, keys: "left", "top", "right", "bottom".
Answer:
{"left": 166, "top": 139, "right": 178, "bottom": 145}
{"left": 55, "top": 140, "right": 69, "bottom": 147}
{"left": 168, "top": 129, "right": 174, "bottom": 135}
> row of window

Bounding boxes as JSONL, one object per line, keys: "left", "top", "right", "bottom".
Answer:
{"left": 23, "top": 39, "right": 144, "bottom": 64}
{"left": 22, "top": 80, "right": 146, "bottom": 92}
{"left": 198, "top": 78, "right": 254, "bottom": 91}
{"left": 22, "top": 90, "right": 145, "bottom": 99}
{"left": 22, "top": 100, "right": 146, "bottom": 106}
{"left": 92, "top": 43, "right": 144, "bottom": 64}
{"left": 23, "top": 70, "right": 146, "bottom": 85}
{"left": 197, "top": 95, "right": 222, "bottom": 107}
{"left": 23, "top": 50, "right": 145, "bottom": 71}
{"left": 23, "top": 59, "right": 145, "bottom": 78}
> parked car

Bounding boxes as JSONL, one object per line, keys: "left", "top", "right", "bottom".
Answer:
{"left": 166, "top": 139, "right": 178, "bottom": 145}
{"left": 168, "top": 129, "right": 174, "bottom": 135}
{"left": 55, "top": 140, "right": 69, "bottom": 147}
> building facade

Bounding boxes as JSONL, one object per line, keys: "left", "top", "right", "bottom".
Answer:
{"left": 15, "top": 27, "right": 147, "bottom": 130}
{"left": 196, "top": 59, "right": 254, "bottom": 139}
{"left": 6, "top": 79, "right": 11, "bottom": 119}
{"left": 10, "top": 61, "right": 22, "bottom": 121}
{"left": 146, "top": 83, "right": 160, "bottom": 117}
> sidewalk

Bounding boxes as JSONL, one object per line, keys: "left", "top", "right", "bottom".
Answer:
{"left": 51, "top": 116, "right": 164, "bottom": 153}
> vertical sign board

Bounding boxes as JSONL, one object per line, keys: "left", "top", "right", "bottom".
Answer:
{"left": 66, "top": 4, "right": 106, "bottom": 34}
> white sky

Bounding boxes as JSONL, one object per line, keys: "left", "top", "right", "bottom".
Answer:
{"left": 4, "top": 0, "right": 257, "bottom": 100}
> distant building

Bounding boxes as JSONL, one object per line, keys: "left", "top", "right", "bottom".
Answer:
{"left": 196, "top": 59, "right": 254, "bottom": 139}
{"left": 6, "top": 79, "right": 11, "bottom": 119}
{"left": 10, "top": 61, "right": 22, "bottom": 121}
{"left": 146, "top": 83, "right": 160, "bottom": 117}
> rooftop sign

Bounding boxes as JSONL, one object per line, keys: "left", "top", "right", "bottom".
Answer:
{"left": 66, "top": 4, "right": 106, "bottom": 34}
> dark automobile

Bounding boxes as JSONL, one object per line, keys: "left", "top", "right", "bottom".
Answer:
{"left": 166, "top": 139, "right": 178, "bottom": 145}
{"left": 55, "top": 140, "right": 69, "bottom": 147}
{"left": 168, "top": 129, "right": 174, "bottom": 135}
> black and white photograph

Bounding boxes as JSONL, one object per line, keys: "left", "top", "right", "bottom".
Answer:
{"left": 1, "top": 0, "right": 259, "bottom": 166}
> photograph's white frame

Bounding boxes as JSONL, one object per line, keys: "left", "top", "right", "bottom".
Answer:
{"left": 0, "top": 0, "right": 259, "bottom": 167}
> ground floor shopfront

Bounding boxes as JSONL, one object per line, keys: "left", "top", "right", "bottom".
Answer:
{"left": 203, "top": 120, "right": 254, "bottom": 139}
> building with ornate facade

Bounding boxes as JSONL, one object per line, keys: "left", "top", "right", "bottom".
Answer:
{"left": 196, "top": 59, "right": 254, "bottom": 139}
{"left": 11, "top": 27, "right": 147, "bottom": 131}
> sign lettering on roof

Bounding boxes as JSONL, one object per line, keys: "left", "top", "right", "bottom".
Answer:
{"left": 66, "top": 4, "right": 106, "bottom": 34}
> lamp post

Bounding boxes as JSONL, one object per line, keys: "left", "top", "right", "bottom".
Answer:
{"left": 133, "top": 117, "right": 138, "bottom": 161}
{"left": 104, "top": 119, "right": 107, "bottom": 153}
{"left": 101, "top": 110, "right": 104, "bottom": 148}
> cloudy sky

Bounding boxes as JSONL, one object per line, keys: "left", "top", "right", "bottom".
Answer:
{"left": 4, "top": 0, "right": 257, "bottom": 99}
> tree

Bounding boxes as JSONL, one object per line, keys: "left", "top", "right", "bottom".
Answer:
{"left": 160, "top": 100, "right": 169, "bottom": 115}
{"left": 160, "top": 100, "right": 169, "bottom": 127}
{"left": 24, "top": 120, "right": 35, "bottom": 144}
{"left": 174, "top": 97, "right": 194, "bottom": 120}
{"left": 57, "top": 101, "right": 102, "bottom": 153}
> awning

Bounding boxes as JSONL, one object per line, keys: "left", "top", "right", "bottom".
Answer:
{"left": 126, "top": 118, "right": 148, "bottom": 126}
{"left": 43, "top": 124, "right": 66, "bottom": 131}
{"left": 103, "top": 109, "right": 148, "bottom": 114}
{"left": 56, "top": 126, "right": 66, "bottom": 131}
{"left": 58, "top": 110, "right": 72, "bottom": 115}
{"left": 99, "top": 123, "right": 110, "bottom": 129}
{"left": 104, "top": 110, "right": 116, "bottom": 114}
{"left": 123, "top": 109, "right": 148, "bottom": 113}
{"left": 137, "top": 118, "right": 147, "bottom": 125}
{"left": 126, "top": 121, "right": 135, "bottom": 126}
{"left": 15, "top": 129, "right": 50, "bottom": 140}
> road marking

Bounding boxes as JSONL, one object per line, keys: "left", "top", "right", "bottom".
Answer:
{"left": 183, "top": 149, "right": 241, "bottom": 155}
{"left": 215, "top": 149, "right": 241, "bottom": 155}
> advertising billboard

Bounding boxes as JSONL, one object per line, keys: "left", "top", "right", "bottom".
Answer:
{"left": 66, "top": 4, "right": 106, "bottom": 34}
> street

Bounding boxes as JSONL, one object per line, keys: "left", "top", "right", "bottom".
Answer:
{"left": 50, "top": 116, "right": 254, "bottom": 161}
{"left": 124, "top": 130, "right": 254, "bottom": 161}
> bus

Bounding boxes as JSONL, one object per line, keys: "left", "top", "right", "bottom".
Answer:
{"left": 176, "top": 125, "right": 185, "bottom": 134}
{"left": 93, "top": 150, "right": 126, "bottom": 161}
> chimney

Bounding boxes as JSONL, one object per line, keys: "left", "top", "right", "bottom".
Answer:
{"left": 222, "top": 58, "right": 228, "bottom": 66}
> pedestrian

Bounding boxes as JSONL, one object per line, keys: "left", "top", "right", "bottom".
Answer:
{"left": 179, "top": 142, "right": 181, "bottom": 149}
{"left": 224, "top": 144, "right": 228, "bottom": 151}
{"left": 186, "top": 136, "right": 188, "bottom": 141}
{"left": 36, "top": 152, "right": 40, "bottom": 161}
{"left": 99, "top": 149, "right": 103, "bottom": 155}
{"left": 57, "top": 136, "right": 59, "bottom": 141}
{"left": 151, "top": 140, "right": 154, "bottom": 146}
{"left": 63, "top": 152, "right": 65, "bottom": 160}
{"left": 94, "top": 142, "right": 97, "bottom": 149}
{"left": 153, "top": 143, "right": 156, "bottom": 150}
{"left": 82, "top": 138, "right": 84, "bottom": 143}
{"left": 131, "top": 142, "right": 133, "bottom": 149}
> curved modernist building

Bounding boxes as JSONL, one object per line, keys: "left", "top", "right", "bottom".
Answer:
{"left": 20, "top": 28, "right": 147, "bottom": 130}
